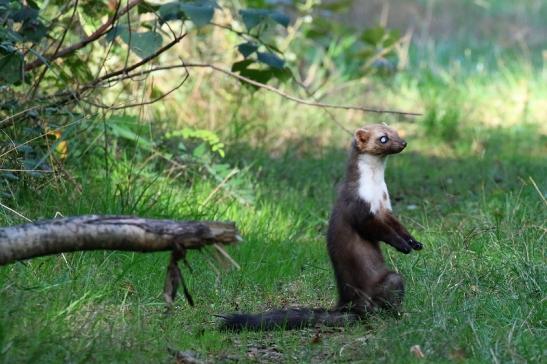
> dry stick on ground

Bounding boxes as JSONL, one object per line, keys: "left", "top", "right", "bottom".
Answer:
{"left": 0, "top": 215, "right": 240, "bottom": 264}
{"left": 0, "top": 215, "right": 241, "bottom": 305}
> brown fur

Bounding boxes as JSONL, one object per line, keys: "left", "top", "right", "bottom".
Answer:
{"left": 328, "top": 124, "right": 422, "bottom": 314}
{"left": 219, "top": 124, "right": 422, "bottom": 331}
{"left": 354, "top": 124, "right": 407, "bottom": 155}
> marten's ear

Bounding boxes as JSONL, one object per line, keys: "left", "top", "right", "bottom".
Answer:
{"left": 355, "top": 128, "right": 369, "bottom": 150}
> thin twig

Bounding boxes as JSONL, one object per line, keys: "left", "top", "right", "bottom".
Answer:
{"left": 0, "top": 169, "right": 54, "bottom": 173}
{"left": 201, "top": 168, "right": 240, "bottom": 206}
{"left": 30, "top": 32, "right": 187, "bottom": 111}
{"left": 0, "top": 116, "right": 87, "bottom": 159}
{"left": 92, "top": 0, "right": 123, "bottom": 81}
{"left": 292, "top": 75, "right": 353, "bottom": 134}
{"left": 124, "top": 0, "right": 133, "bottom": 72}
{"left": 108, "top": 63, "right": 423, "bottom": 116}
{"left": 212, "top": 243, "right": 241, "bottom": 270}
{"left": 83, "top": 66, "right": 189, "bottom": 111}
{"left": 28, "top": 0, "right": 80, "bottom": 99}
{"left": 0, "top": 105, "right": 42, "bottom": 130}
{"left": 209, "top": 21, "right": 281, "bottom": 53}
{"left": 82, "top": 33, "right": 187, "bottom": 92}
{"left": 24, "top": 0, "right": 143, "bottom": 71}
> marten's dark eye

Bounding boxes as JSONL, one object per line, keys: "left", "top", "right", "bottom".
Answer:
{"left": 379, "top": 136, "right": 389, "bottom": 144}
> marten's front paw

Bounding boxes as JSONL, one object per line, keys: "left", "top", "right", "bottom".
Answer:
{"left": 393, "top": 242, "right": 412, "bottom": 254}
{"left": 408, "top": 239, "right": 423, "bottom": 250}
{"left": 384, "top": 235, "right": 413, "bottom": 254}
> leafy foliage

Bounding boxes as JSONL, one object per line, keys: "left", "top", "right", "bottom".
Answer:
{"left": 0, "top": 43, "right": 23, "bottom": 84}
{"left": 165, "top": 128, "right": 225, "bottom": 158}
{"left": 158, "top": 1, "right": 217, "bottom": 26}
{"left": 0, "top": 0, "right": 405, "bottom": 192}
{"left": 107, "top": 25, "right": 164, "bottom": 59}
{"left": 239, "top": 8, "right": 290, "bottom": 30}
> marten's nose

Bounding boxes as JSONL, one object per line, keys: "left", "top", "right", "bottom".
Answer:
{"left": 401, "top": 140, "right": 407, "bottom": 148}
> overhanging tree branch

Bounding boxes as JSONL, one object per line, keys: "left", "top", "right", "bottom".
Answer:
{"left": 0, "top": 32, "right": 187, "bottom": 130}
{"left": 86, "top": 33, "right": 187, "bottom": 91}
{"left": 24, "top": 0, "right": 144, "bottom": 72}
{"left": 28, "top": 0, "right": 80, "bottom": 99}
{"left": 100, "top": 62, "right": 423, "bottom": 117}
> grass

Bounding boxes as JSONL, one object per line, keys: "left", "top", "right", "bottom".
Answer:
{"left": 1, "top": 8, "right": 546, "bottom": 364}
{"left": 0, "top": 115, "right": 545, "bottom": 362}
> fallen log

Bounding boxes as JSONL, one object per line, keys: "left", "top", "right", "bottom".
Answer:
{"left": 0, "top": 215, "right": 241, "bottom": 305}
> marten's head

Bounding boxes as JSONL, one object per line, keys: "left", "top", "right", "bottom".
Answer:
{"left": 353, "top": 124, "right": 407, "bottom": 156}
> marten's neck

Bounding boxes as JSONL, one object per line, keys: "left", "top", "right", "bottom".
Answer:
{"left": 346, "top": 148, "right": 391, "bottom": 214}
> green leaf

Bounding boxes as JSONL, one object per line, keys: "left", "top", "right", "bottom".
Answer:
{"left": 240, "top": 8, "right": 290, "bottom": 30}
{"left": 383, "top": 29, "right": 401, "bottom": 47}
{"left": 239, "top": 9, "right": 269, "bottom": 30}
{"left": 19, "top": 19, "right": 47, "bottom": 42}
{"left": 186, "top": 0, "right": 219, "bottom": 7}
{"left": 231, "top": 59, "right": 254, "bottom": 72}
{"left": 1, "top": 172, "right": 19, "bottom": 181}
{"left": 0, "top": 28, "right": 23, "bottom": 43}
{"left": 212, "top": 163, "right": 229, "bottom": 174}
{"left": 257, "top": 51, "right": 284, "bottom": 69}
{"left": 108, "top": 116, "right": 155, "bottom": 151}
{"left": 237, "top": 42, "right": 258, "bottom": 58}
{"left": 138, "top": 1, "right": 160, "bottom": 14}
{"left": 239, "top": 68, "right": 273, "bottom": 85}
{"left": 361, "top": 27, "right": 400, "bottom": 49}
{"left": 80, "top": 0, "right": 106, "bottom": 18}
{"left": 159, "top": 2, "right": 185, "bottom": 23}
{"left": 121, "top": 31, "right": 163, "bottom": 58}
{"left": 109, "top": 26, "right": 163, "bottom": 59}
{"left": 269, "top": 11, "right": 290, "bottom": 28}
{"left": 192, "top": 143, "right": 207, "bottom": 158}
{"left": 0, "top": 44, "right": 23, "bottom": 85}
{"left": 361, "top": 27, "right": 387, "bottom": 46}
{"left": 271, "top": 67, "right": 292, "bottom": 82}
{"left": 11, "top": 7, "right": 39, "bottom": 22}
{"left": 26, "top": 0, "right": 39, "bottom": 8}
{"left": 180, "top": 3, "right": 215, "bottom": 27}
{"left": 105, "top": 26, "right": 121, "bottom": 43}
{"left": 7, "top": 5, "right": 47, "bottom": 42}
{"left": 64, "top": 55, "right": 94, "bottom": 82}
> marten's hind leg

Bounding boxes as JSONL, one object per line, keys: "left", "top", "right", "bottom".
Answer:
{"left": 373, "top": 272, "right": 404, "bottom": 312}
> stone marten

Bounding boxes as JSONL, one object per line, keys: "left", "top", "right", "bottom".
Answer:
{"left": 219, "top": 124, "right": 422, "bottom": 330}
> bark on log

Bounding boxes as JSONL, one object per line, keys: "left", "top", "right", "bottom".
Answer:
{"left": 0, "top": 215, "right": 240, "bottom": 266}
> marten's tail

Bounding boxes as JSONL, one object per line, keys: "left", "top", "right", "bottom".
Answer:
{"left": 217, "top": 308, "right": 358, "bottom": 331}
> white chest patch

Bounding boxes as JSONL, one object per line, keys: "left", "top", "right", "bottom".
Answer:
{"left": 357, "top": 155, "right": 392, "bottom": 214}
